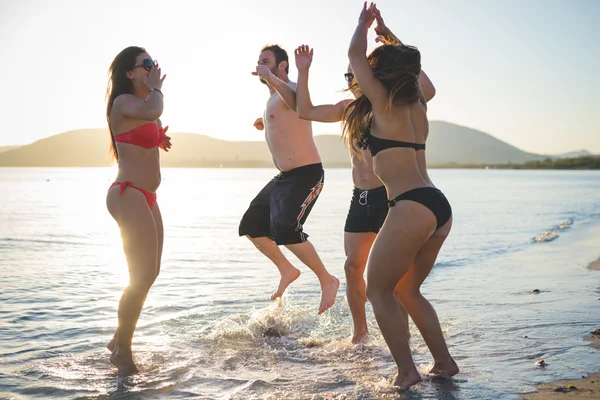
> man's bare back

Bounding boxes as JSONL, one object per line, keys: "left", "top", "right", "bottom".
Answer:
{"left": 264, "top": 81, "right": 321, "bottom": 172}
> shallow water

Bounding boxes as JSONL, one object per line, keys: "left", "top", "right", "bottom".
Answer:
{"left": 1, "top": 167, "right": 599, "bottom": 399}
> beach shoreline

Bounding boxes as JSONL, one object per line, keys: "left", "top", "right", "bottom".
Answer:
{"left": 521, "top": 258, "right": 600, "bottom": 399}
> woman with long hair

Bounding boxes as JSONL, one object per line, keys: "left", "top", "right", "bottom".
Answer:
{"left": 345, "top": 3, "right": 459, "bottom": 390}
{"left": 104, "top": 46, "right": 171, "bottom": 376}
{"left": 294, "top": 8, "right": 436, "bottom": 344}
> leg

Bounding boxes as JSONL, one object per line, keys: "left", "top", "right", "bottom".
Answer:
{"left": 106, "top": 187, "right": 159, "bottom": 376}
{"left": 394, "top": 218, "right": 459, "bottom": 377}
{"left": 152, "top": 202, "right": 164, "bottom": 276}
{"left": 285, "top": 241, "right": 339, "bottom": 314}
{"left": 344, "top": 232, "right": 377, "bottom": 343}
{"left": 271, "top": 168, "right": 338, "bottom": 314}
{"left": 239, "top": 179, "right": 301, "bottom": 300}
{"left": 246, "top": 235, "right": 301, "bottom": 300}
{"left": 366, "top": 203, "right": 436, "bottom": 390}
{"left": 107, "top": 202, "right": 164, "bottom": 353}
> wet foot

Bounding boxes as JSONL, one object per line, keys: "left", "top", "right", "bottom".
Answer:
{"left": 110, "top": 345, "right": 139, "bottom": 376}
{"left": 318, "top": 276, "right": 340, "bottom": 314}
{"left": 351, "top": 328, "right": 369, "bottom": 344}
{"left": 270, "top": 267, "right": 301, "bottom": 300}
{"left": 429, "top": 359, "right": 460, "bottom": 377}
{"left": 107, "top": 332, "right": 117, "bottom": 352}
{"left": 107, "top": 337, "right": 116, "bottom": 352}
{"left": 392, "top": 370, "right": 422, "bottom": 391}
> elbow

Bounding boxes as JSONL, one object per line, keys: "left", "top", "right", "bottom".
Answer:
{"left": 421, "top": 83, "right": 436, "bottom": 103}
{"left": 297, "top": 108, "right": 309, "bottom": 120}
{"left": 429, "top": 85, "right": 437, "bottom": 100}
{"left": 426, "top": 86, "right": 436, "bottom": 102}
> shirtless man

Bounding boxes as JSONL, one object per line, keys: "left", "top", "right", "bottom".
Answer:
{"left": 294, "top": 8, "right": 436, "bottom": 341}
{"left": 239, "top": 44, "right": 340, "bottom": 314}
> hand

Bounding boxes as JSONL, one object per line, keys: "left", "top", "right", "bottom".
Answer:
{"left": 294, "top": 45, "right": 314, "bottom": 71}
{"left": 252, "top": 65, "right": 275, "bottom": 85}
{"left": 253, "top": 117, "right": 264, "bottom": 131}
{"left": 372, "top": 4, "right": 390, "bottom": 37}
{"left": 358, "top": 1, "right": 376, "bottom": 28}
{"left": 144, "top": 61, "right": 166, "bottom": 90}
{"left": 158, "top": 126, "right": 172, "bottom": 151}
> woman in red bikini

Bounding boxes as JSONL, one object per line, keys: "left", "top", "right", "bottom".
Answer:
{"left": 104, "top": 46, "right": 171, "bottom": 376}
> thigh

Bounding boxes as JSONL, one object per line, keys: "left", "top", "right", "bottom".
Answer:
{"left": 344, "top": 232, "right": 377, "bottom": 269}
{"left": 109, "top": 187, "right": 158, "bottom": 284}
{"left": 344, "top": 192, "right": 372, "bottom": 233}
{"left": 151, "top": 202, "right": 164, "bottom": 274}
{"left": 366, "top": 202, "right": 437, "bottom": 292}
{"left": 397, "top": 216, "right": 452, "bottom": 292}
{"left": 239, "top": 179, "right": 276, "bottom": 237}
{"left": 271, "top": 173, "right": 324, "bottom": 229}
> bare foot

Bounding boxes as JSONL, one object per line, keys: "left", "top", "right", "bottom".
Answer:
{"left": 270, "top": 267, "right": 301, "bottom": 300}
{"left": 318, "top": 276, "right": 340, "bottom": 314}
{"left": 392, "top": 370, "right": 422, "bottom": 391}
{"left": 351, "top": 328, "right": 369, "bottom": 344}
{"left": 429, "top": 358, "right": 460, "bottom": 377}
{"left": 110, "top": 345, "right": 139, "bottom": 376}
{"left": 107, "top": 337, "right": 116, "bottom": 352}
{"left": 107, "top": 331, "right": 117, "bottom": 352}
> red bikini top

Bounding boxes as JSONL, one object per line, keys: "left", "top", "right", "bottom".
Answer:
{"left": 114, "top": 123, "right": 166, "bottom": 148}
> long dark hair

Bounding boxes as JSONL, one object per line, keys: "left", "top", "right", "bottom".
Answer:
{"left": 342, "top": 44, "right": 421, "bottom": 154}
{"left": 105, "top": 46, "right": 146, "bottom": 161}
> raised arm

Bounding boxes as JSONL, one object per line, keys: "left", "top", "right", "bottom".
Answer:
{"left": 348, "top": 2, "right": 388, "bottom": 111}
{"left": 253, "top": 65, "right": 297, "bottom": 110}
{"left": 113, "top": 62, "right": 165, "bottom": 121}
{"left": 295, "top": 45, "right": 350, "bottom": 122}
{"left": 373, "top": 5, "right": 436, "bottom": 102}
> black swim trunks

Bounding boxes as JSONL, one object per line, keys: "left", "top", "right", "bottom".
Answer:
{"left": 239, "top": 163, "right": 324, "bottom": 245}
{"left": 344, "top": 185, "right": 388, "bottom": 234}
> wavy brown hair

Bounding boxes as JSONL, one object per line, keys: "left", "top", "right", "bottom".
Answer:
{"left": 105, "top": 46, "right": 147, "bottom": 161}
{"left": 342, "top": 44, "right": 421, "bottom": 154}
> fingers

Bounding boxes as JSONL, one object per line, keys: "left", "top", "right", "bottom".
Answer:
{"left": 294, "top": 44, "right": 312, "bottom": 55}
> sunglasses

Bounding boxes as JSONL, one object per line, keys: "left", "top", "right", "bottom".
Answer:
{"left": 344, "top": 72, "right": 354, "bottom": 83}
{"left": 131, "top": 58, "right": 154, "bottom": 72}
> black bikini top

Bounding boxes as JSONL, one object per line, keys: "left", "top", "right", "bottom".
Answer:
{"left": 359, "top": 119, "right": 425, "bottom": 157}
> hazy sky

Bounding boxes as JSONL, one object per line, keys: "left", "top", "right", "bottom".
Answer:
{"left": 1, "top": 0, "right": 598, "bottom": 154}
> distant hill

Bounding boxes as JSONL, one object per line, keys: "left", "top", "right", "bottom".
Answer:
{"left": 0, "top": 146, "right": 20, "bottom": 154}
{"left": 0, "top": 122, "right": 591, "bottom": 167}
{"left": 549, "top": 149, "right": 593, "bottom": 159}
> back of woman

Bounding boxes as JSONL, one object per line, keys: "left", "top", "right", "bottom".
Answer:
{"left": 344, "top": 2, "right": 459, "bottom": 391}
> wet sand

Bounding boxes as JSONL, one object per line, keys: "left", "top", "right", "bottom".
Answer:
{"left": 522, "top": 259, "right": 600, "bottom": 399}
{"left": 521, "top": 373, "right": 600, "bottom": 399}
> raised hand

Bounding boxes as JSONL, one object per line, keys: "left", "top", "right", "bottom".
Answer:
{"left": 144, "top": 61, "right": 166, "bottom": 90}
{"left": 358, "top": 1, "right": 377, "bottom": 28}
{"left": 373, "top": 4, "right": 389, "bottom": 37}
{"left": 294, "top": 45, "right": 314, "bottom": 71}
{"left": 253, "top": 117, "right": 265, "bottom": 131}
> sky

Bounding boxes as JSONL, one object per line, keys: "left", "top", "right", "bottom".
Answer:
{"left": 0, "top": 0, "right": 598, "bottom": 154}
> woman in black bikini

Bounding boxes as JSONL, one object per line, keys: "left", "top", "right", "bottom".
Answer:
{"left": 344, "top": 3, "right": 459, "bottom": 390}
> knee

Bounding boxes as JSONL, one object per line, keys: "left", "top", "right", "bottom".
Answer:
{"left": 131, "top": 273, "right": 157, "bottom": 293}
{"left": 394, "top": 284, "right": 421, "bottom": 304}
{"left": 366, "top": 280, "right": 395, "bottom": 305}
{"left": 344, "top": 258, "right": 365, "bottom": 277}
